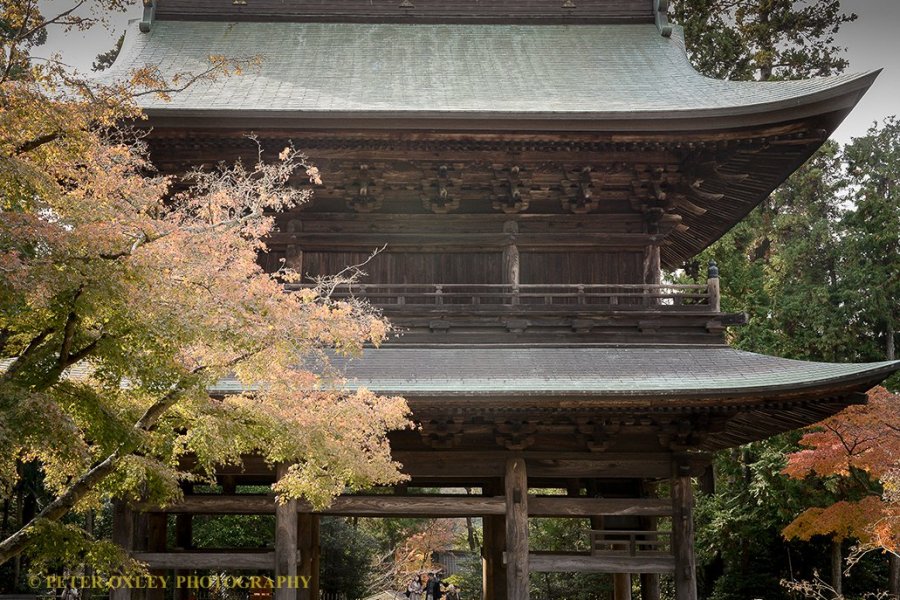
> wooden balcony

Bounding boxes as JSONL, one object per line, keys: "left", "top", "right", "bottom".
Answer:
{"left": 288, "top": 282, "right": 719, "bottom": 312}
{"left": 285, "top": 278, "right": 738, "bottom": 343}
{"left": 591, "top": 529, "right": 672, "bottom": 557}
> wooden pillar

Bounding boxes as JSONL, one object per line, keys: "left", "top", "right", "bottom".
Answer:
{"left": 298, "top": 514, "right": 316, "bottom": 600}
{"left": 591, "top": 513, "right": 632, "bottom": 600}
{"left": 707, "top": 260, "right": 720, "bottom": 313}
{"left": 672, "top": 459, "right": 698, "bottom": 600}
{"left": 644, "top": 244, "right": 661, "bottom": 286}
{"left": 111, "top": 502, "right": 134, "bottom": 600}
{"left": 502, "top": 221, "right": 520, "bottom": 289}
{"left": 639, "top": 517, "right": 660, "bottom": 600}
{"left": 614, "top": 574, "right": 633, "bottom": 600}
{"left": 275, "top": 464, "right": 299, "bottom": 600}
{"left": 483, "top": 514, "right": 507, "bottom": 600}
{"left": 174, "top": 513, "right": 192, "bottom": 600}
{"left": 311, "top": 516, "right": 320, "bottom": 600}
{"left": 505, "top": 458, "right": 529, "bottom": 600}
{"left": 146, "top": 513, "right": 167, "bottom": 600}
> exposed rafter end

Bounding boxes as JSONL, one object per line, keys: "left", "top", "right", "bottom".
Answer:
{"left": 140, "top": 0, "right": 155, "bottom": 33}
{"left": 654, "top": 0, "right": 673, "bottom": 38}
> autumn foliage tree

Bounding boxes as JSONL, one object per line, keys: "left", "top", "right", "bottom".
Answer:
{"left": 783, "top": 386, "right": 900, "bottom": 556}
{"left": 0, "top": 0, "right": 409, "bottom": 575}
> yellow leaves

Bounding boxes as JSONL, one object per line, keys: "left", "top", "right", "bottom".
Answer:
{"left": 783, "top": 496, "right": 890, "bottom": 546}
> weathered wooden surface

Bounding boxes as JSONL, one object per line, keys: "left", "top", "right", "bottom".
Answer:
{"left": 146, "top": 494, "right": 673, "bottom": 518}
{"left": 672, "top": 460, "right": 698, "bottom": 600}
{"left": 529, "top": 497, "right": 672, "bottom": 517}
{"left": 154, "top": 0, "right": 654, "bottom": 23}
{"left": 132, "top": 552, "right": 275, "bottom": 570}
{"left": 505, "top": 458, "right": 529, "bottom": 600}
{"left": 111, "top": 503, "right": 134, "bottom": 600}
{"left": 298, "top": 514, "right": 316, "bottom": 600}
{"left": 275, "top": 465, "right": 298, "bottom": 600}
{"left": 145, "top": 513, "right": 167, "bottom": 600}
{"left": 529, "top": 553, "right": 675, "bottom": 574}
{"left": 615, "top": 573, "right": 633, "bottom": 600}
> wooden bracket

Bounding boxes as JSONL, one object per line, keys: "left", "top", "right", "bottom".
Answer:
{"left": 347, "top": 164, "right": 383, "bottom": 213}
{"left": 495, "top": 421, "right": 537, "bottom": 450}
{"left": 420, "top": 418, "right": 465, "bottom": 449}
{"left": 422, "top": 165, "right": 460, "bottom": 214}
{"left": 492, "top": 166, "right": 530, "bottom": 214}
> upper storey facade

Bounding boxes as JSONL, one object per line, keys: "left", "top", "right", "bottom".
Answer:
{"left": 109, "top": 1, "right": 877, "bottom": 343}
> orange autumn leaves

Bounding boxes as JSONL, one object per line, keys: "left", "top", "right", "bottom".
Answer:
{"left": 782, "top": 387, "right": 899, "bottom": 552}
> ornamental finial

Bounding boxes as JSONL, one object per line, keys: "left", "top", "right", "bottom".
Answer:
{"left": 708, "top": 260, "right": 719, "bottom": 279}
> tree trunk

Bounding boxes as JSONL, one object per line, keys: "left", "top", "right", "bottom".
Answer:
{"left": 887, "top": 322, "right": 895, "bottom": 361}
{"left": 830, "top": 539, "right": 842, "bottom": 599}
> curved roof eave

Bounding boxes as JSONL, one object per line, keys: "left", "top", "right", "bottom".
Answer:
{"left": 207, "top": 347, "right": 900, "bottom": 405}
{"left": 104, "top": 21, "right": 878, "bottom": 133}
{"left": 140, "top": 70, "right": 877, "bottom": 134}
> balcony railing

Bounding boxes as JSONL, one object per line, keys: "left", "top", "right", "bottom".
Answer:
{"left": 286, "top": 282, "right": 719, "bottom": 312}
{"left": 590, "top": 529, "right": 672, "bottom": 557}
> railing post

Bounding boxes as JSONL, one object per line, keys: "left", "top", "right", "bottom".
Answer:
{"left": 707, "top": 260, "right": 720, "bottom": 313}
{"left": 512, "top": 285, "right": 520, "bottom": 306}
{"left": 577, "top": 284, "right": 586, "bottom": 305}
{"left": 435, "top": 284, "right": 443, "bottom": 306}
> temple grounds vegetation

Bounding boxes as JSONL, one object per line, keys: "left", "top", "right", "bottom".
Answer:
{"left": 0, "top": 0, "right": 898, "bottom": 599}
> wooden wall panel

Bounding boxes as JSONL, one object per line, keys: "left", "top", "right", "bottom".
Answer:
{"left": 155, "top": 0, "right": 654, "bottom": 23}
{"left": 300, "top": 251, "right": 502, "bottom": 285}
{"left": 520, "top": 252, "right": 643, "bottom": 285}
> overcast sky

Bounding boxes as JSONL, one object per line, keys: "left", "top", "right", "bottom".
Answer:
{"left": 39, "top": 0, "right": 900, "bottom": 145}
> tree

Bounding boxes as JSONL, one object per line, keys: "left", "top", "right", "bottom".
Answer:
{"left": 840, "top": 118, "right": 900, "bottom": 370}
{"left": 672, "top": 0, "right": 856, "bottom": 81}
{"left": 0, "top": 0, "right": 410, "bottom": 574}
{"left": 783, "top": 387, "right": 900, "bottom": 596}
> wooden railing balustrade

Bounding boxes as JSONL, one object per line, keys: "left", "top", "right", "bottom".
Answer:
{"left": 590, "top": 529, "right": 672, "bottom": 557}
{"left": 286, "top": 282, "right": 719, "bottom": 311}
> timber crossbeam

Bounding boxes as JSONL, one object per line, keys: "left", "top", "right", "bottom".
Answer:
{"left": 140, "top": 495, "right": 671, "bottom": 517}
{"left": 529, "top": 552, "right": 675, "bottom": 574}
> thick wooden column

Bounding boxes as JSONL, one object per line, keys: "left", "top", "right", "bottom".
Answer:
{"left": 672, "top": 459, "right": 697, "bottom": 600}
{"left": 275, "top": 465, "right": 299, "bottom": 600}
{"left": 483, "top": 514, "right": 507, "bottom": 600}
{"left": 111, "top": 502, "right": 134, "bottom": 600}
{"left": 146, "top": 513, "right": 167, "bottom": 600}
{"left": 174, "top": 513, "right": 193, "bottom": 600}
{"left": 639, "top": 516, "right": 661, "bottom": 600}
{"left": 505, "top": 458, "right": 529, "bottom": 600}
{"left": 614, "top": 574, "right": 633, "bottom": 600}
{"left": 298, "top": 513, "right": 317, "bottom": 600}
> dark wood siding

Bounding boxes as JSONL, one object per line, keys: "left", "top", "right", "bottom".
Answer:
{"left": 299, "top": 251, "right": 501, "bottom": 285}
{"left": 155, "top": 0, "right": 653, "bottom": 23}
{"left": 520, "top": 252, "right": 643, "bottom": 285}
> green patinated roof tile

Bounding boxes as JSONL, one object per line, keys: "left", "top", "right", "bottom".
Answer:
{"left": 105, "top": 22, "right": 876, "bottom": 118}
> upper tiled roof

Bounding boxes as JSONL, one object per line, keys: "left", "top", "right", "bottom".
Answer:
{"left": 107, "top": 21, "right": 876, "bottom": 126}
{"left": 209, "top": 346, "right": 900, "bottom": 399}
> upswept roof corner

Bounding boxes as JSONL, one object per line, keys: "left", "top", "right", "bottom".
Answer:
{"left": 103, "top": 20, "right": 877, "bottom": 130}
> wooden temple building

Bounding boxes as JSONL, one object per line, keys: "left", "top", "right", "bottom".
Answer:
{"left": 106, "top": 1, "right": 900, "bottom": 599}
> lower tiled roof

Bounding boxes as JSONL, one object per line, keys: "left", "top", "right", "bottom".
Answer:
{"left": 211, "top": 345, "right": 899, "bottom": 398}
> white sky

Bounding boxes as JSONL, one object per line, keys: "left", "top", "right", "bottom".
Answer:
{"left": 39, "top": 0, "right": 900, "bottom": 145}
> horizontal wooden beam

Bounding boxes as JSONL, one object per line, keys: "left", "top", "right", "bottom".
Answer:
{"left": 266, "top": 232, "right": 665, "bottom": 250}
{"left": 528, "top": 552, "right": 675, "bottom": 574}
{"left": 528, "top": 497, "right": 672, "bottom": 517}
{"left": 393, "top": 451, "right": 709, "bottom": 479}
{"left": 132, "top": 552, "right": 275, "bottom": 570}
{"left": 144, "top": 495, "right": 672, "bottom": 517}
